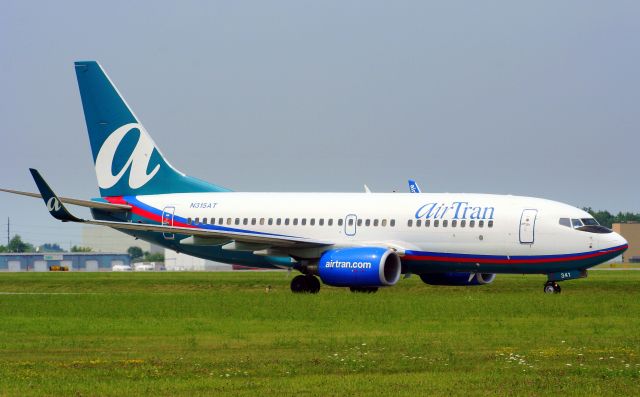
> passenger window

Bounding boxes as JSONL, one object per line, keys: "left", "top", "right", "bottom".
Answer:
{"left": 461, "top": 220, "right": 466, "bottom": 227}
{"left": 348, "top": 219, "right": 354, "bottom": 226}
{"left": 195, "top": 217, "right": 200, "bottom": 224}
{"left": 407, "top": 220, "right": 413, "bottom": 227}
{"left": 285, "top": 218, "right": 290, "bottom": 225}
{"left": 219, "top": 218, "right": 223, "bottom": 225}
{"left": 276, "top": 218, "right": 282, "bottom": 225}
{"left": 268, "top": 218, "right": 273, "bottom": 225}
{"left": 259, "top": 218, "right": 265, "bottom": 225}
{"left": 227, "top": 218, "right": 232, "bottom": 225}
{"left": 187, "top": 217, "right": 192, "bottom": 225}
{"left": 211, "top": 218, "right": 216, "bottom": 225}
{"left": 434, "top": 220, "right": 439, "bottom": 227}
{"left": 416, "top": 219, "right": 422, "bottom": 227}
{"left": 452, "top": 220, "right": 457, "bottom": 227}
{"left": 293, "top": 218, "right": 298, "bottom": 225}
{"left": 235, "top": 218, "right": 240, "bottom": 225}
{"left": 425, "top": 219, "right": 430, "bottom": 227}
{"left": 365, "top": 219, "right": 371, "bottom": 227}
{"left": 381, "top": 219, "right": 387, "bottom": 227}
{"left": 243, "top": 218, "right": 248, "bottom": 225}
{"left": 302, "top": 218, "right": 307, "bottom": 226}
{"left": 251, "top": 218, "right": 256, "bottom": 225}
{"left": 470, "top": 220, "right": 475, "bottom": 228}
{"left": 319, "top": 219, "right": 324, "bottom": 226}
{"left": 202, "top": 218, "right": 208, "bottom": 225}
{"left": 338, "top": 219, "right": 343, "bottom": 226}
{"left": 373, "top": 219, "right": 379, "bottom": 227}
{"left": 390, "top": 219, "right": 396, "bottom": 227}
{"left": 356, "top": 219, "right": 362, "bottom": 226}
{"left": 328, "top": 219, "right": 334, "bottom": 226}
{"left": 559, "top": 218, "right": 571, "bottom": 228}
{"left": 311, "top": 219, "right": 316, "bottom": 226}
{"left": 479, "top": 220, "right": 484, "bottom": 228}
{"left": 442, "top": 220, "right": 448, "bottom": 227}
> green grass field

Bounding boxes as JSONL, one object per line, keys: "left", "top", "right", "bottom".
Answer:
{"left": 0, "top": 271, "right": 638, "bottom": 396}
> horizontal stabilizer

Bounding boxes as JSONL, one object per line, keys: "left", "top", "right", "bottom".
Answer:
{"left": 0, "top": 188, "right": 131, "bottom": 211}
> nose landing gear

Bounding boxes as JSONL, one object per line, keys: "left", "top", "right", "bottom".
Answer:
{"left": 543, "top": 270, "right": 587, "bottom": 294}
{"left": 543, "top": 281, "right": 561, "bottom": 294}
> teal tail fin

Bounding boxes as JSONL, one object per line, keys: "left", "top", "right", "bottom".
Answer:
{"left": 74, "top": 61, "right": 230, "bottom": 197}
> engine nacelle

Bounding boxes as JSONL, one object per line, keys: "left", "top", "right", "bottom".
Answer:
{"left": 318, "top": 247, "right": 401, "bottom": 287}
{"left": 419, "top": 272, "right": 496, "bottom": 286}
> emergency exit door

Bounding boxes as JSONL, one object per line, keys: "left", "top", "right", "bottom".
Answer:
{"left": 162, "top": 206, "right": 175, "bottom": 240}
{"left": 344, "top": 214, "right": 357, "bottom": 236}
{"left": 519, "top": 209, "right": 538, "bottom": 244}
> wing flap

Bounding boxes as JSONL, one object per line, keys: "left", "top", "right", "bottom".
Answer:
{"left": 87, "top": 219, "right": 331, "bottom": 248}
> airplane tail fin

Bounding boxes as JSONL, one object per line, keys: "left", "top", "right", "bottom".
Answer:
{"left": 74, "top": 61, "right": 230, "bottom": 197}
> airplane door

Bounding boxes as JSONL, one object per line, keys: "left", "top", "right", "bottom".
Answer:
{"left": 344, "top": 214, "right": 357, "bottom": 236}
{"left": 519, "top": 209, "right": 538, "bottom": 244}
{"left": 162, "top": 206, "right": 175, "bottom": 240}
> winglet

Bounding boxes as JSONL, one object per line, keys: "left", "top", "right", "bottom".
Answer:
{"left": 29, "top": 169, "right": 84, "bottom": 222}
{"left": 408, "top": 179, "right": 421, "bottom": 193}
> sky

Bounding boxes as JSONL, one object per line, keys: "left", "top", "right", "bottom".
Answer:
{"left": 1, "top": 1, "right": 639, "bottom": 248}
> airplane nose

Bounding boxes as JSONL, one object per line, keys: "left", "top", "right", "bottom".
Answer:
{"left": 615, "top": 232, "right": 628, "bottom": 248}
{"left": 607, "top": 231, "right": 628, "bottom": 250}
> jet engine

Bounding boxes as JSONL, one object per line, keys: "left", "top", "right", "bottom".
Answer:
{"left": 419, "top": 272, "right": 496, "bottom": 286}
{"left": 318, "top": 247, "right": 401, "bottom": 287}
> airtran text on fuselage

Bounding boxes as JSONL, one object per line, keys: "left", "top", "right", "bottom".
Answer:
{"left": 415, "top": 202, "right": 495, "bottom": 220}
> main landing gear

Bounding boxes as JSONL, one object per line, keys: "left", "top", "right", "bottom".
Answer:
{"left": 290, "top": 274, "right": 321, "bottom": 294}
{"left": 544, "top": 281, "right": 561, "bottom": 294}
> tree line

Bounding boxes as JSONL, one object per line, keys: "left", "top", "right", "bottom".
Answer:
{"left": 583, "top": 208, "right": 640, "bottom": 228}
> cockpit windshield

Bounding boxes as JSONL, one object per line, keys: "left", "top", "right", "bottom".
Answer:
{"left": 558, "top": 217, "right": 612, "bottom": 234}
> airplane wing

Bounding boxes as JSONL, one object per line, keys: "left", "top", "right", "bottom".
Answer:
{"left": 0, "top": 188, "right": 131, "bottom": 211}
{"left": 28, "top": 168, "right": 332, "bottom": 249}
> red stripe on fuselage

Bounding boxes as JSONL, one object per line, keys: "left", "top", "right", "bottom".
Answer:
{"left": 103, "top": 196, "right": 194, "bottom": 229}
{"left": 403, "top": 245, "right": 627, "bottom": 265}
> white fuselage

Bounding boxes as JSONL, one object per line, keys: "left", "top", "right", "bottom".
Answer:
{"left": 123, "top": 192, "right": 627, "bottom": 274}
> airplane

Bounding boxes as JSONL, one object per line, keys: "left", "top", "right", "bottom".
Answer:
{"left": 1, "top": 61, "right": 628, "bottom": 294}
{"left": 408, "top": 179, "right": 421, "bottom": 193}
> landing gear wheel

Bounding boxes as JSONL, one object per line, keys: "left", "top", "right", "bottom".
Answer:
{"left": 544, "top": 281, "right": 561, "bottom": 294}
{"left": 349, "top": 287, "right": 379, "bottom": 293}
{"left": 305, "top": 275, "right": 321, "bottom": 294}
{"left": 291, "top": 275, "right": 309, "bottom": 293}
{"left": 290, "top": 275, "right": 321, "bottom": 293}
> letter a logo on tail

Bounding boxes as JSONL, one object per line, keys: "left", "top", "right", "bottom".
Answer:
{"left": 94, "top": 123, "right": 161, "bottom": 190}
{"left": 46, "top": 197, "right": 61, "bottom": 212}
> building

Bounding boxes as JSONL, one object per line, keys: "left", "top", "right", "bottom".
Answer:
{"left": 0, "top": 253, "right": 131, "bottom": 272}
{"left": 612, "top": 222, "right": 640, "bottom": 263}
{"left": 82, "top": 225, "right": 163, "bottom": 254}
{"left": 164, "top": 249, "right": 233, "bottom": 271}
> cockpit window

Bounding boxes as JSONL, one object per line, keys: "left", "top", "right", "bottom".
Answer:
{"left": 576, "top": 225, "right": 613, "bottom": 234}
{"left": 561, "top": 216, "right": 611, "bottom": 233}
